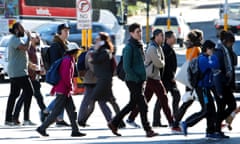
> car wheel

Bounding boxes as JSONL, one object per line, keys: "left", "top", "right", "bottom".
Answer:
{"left": 178, "top": 39, "right": 184, "bottom": 48}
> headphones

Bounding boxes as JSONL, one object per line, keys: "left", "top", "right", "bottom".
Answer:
{"left": 57, "top": 29, "right": 61, "bottom": 35}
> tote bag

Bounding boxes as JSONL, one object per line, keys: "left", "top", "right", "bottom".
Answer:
{"left": 175, "top": 61, "right": 192, "bottom": 88}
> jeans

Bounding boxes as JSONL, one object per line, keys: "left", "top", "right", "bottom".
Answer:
{"left": 46, "top": 98, "right": 64, "bottom": 120}
{"left": 39, "top": 94, "right": 79, "bottom": 132}
{"left": 78, "top": 84, "right": 119, "bottom": 124}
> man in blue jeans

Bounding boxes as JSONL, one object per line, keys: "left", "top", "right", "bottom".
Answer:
{"left": 41, "top": 23, "right": 72, "bottom": 126}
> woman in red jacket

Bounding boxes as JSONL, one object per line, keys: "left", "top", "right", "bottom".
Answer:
{"left": 36, "top": 42, "right": 86, "bottom": 137}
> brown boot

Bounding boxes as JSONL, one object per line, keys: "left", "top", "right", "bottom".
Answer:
{"left": 146, "top": 130, "right": 158, "bottom": 137}
{"left": 108, "top": 122, "right": 121, "bottom": 136}
{"left": 225, "top": 115, "right": 234, "bottom": 131}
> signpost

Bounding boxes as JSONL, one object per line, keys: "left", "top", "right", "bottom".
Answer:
{"left": 76, "top": 0, "right": 92, "bottom": 48}
{"left": 75, "top": 0, "right": 92, "bottom": 95}
{"left": 223, "top": 0, "right": 228, "bottom": 31}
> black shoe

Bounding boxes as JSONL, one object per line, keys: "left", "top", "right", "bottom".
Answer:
{"left": 56, "top": 120, "right": 70, "bottom": 127}
{"left": 146, "top": 130, "right": 158, "bottom": 137}
{"left": 71, "top": 131, "right": 86, "bottom": 137}
{"left": 215, "top": 132, "right": 230, "bottom": 139}
{"left": 78, "top": 121, "right": 90, "bottom": 127}
{"left": 118, "top": 121, "right": 126, "bottom": 129}
{"left": 107, "top": 122, "right": 121, "bottom": 136}
{"left": 36, "top": 127, "right": 49, "bottom": 137}
{"left": 12, "top": 119, "right": 21, "bottom": 126}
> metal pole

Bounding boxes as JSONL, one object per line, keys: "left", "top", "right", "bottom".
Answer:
{"left": 87, "top": 29, "right": 92, "bottom": 48}
{"left": 167, "top": 0, "right": 171, "bottom": 30}
{"left": 82, "top": 29, "right": 87, "bottom": 49}
{"left": 224, "top": 0, "right": 228, "bottom": 31}
{"left": 146, "top": 0, "right": 150, "bottom": 44}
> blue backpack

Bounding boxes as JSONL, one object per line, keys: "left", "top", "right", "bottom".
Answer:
{"left": 45, "top": 56, "right": 69, "bottom": 85}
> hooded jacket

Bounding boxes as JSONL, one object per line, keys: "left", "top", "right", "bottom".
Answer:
{"left": 49, "top": 35, "right": 69, "bottom": 65}
{"left": 50, "top": 55, "right": 74, "bottom": 97}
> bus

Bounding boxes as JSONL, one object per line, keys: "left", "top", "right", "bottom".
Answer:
{"left": 0, "top": 0, "right": 126, "bottom": 25}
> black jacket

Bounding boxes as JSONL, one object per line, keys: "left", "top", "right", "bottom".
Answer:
{"left": 162, "top": 43, "right": 177, "bottom": 88}
{"left": 214, "top": 45, "right": 237, "bottom": 93}
{"left": 49, "top": 35, "right": 68, "bottom": 65}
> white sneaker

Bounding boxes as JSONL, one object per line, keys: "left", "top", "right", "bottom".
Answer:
{"left": 126, "top": 119, "right": 141, "bottom": 128}
{"left": 23, "top": 120, "right": 37, "bottom": 126}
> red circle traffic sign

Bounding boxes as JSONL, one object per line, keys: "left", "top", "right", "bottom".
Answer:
{"left": 77, "top": 0, "right": 91, "bottom": 13}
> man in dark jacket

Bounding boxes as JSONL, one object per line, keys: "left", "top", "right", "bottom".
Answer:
{"left": 153, "top": 31, "right": 181, "bottom": 128}
{"left": 108, "top": 23, "right": 158, "bottom": 137}
{"left": 42, "top": 23, "right": 71, "bottom": 127}
{"left": 213, "top": 30, "right": 237, "bottom": 138}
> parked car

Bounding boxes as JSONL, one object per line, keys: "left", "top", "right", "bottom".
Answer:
{"left": 214, "top": 19, "right": 240, "bottom": 36}
{"left": 215, "top": 2, "right": 240, "bottom": 36}
{"left": 152, "top": 15, "right": 190, "bottom": 47}
{"left": 233, "top": 37, "right": 240, "bottom": 92}
{"left": 33, "top": 21, "right": 116, "bottom": 49}
{"left": 0, "top": 34, "right": 48, "bottom": 81}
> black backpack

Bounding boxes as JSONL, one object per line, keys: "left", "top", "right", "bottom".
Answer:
{"left": 41, "top": 46, "right": 51, "bottom": 71}
{"left": 116, "top": 56, "right": 125, "bottom": 81}
{"left": 187, "top": 57, "right": 203, "bottom": 89}
{"left": 77, "top": 51, "right": 88, "bottom": 77}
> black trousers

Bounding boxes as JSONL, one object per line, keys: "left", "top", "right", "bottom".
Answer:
{"left": 111, "top": 81, "right": 151, "bottom": 131}
{"left": 5, "top": 76, "right": 34, "bottom": 121}
{"left": 13, "top": 80, "right": 46, "bottom": 120}
{"left": 39, "top": 94, "right": 79, "bottom": 133}
{"left": 214, "top": 86, "right": 236, "bottom": 132}
{"left": 185, "top": 87, "right": 216, "bottom": 134}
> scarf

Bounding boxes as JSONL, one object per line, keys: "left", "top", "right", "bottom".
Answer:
{"left": 128, "top": 37, "right": 144, "bottom": 58}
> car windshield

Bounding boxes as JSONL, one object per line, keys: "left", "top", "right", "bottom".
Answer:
{"left": 233, "top": 41, "right": 240, "bottom": 56}
{"left": 228, "top": 4, "right": 240, "bottom": 20}
{"left": 154, "top": 17, "right": 178, "bottom": 26}
{"left": 220, "top": 3, "right": 240, "bottom": 20}
{"left": 0, "top": 36, "right": 10, "bottom": 47}
{"left": 69, "top": 23, "right": 108, "bottom": 34}
{"left": 33, "top": 23, "right": 58, "bottom": 35}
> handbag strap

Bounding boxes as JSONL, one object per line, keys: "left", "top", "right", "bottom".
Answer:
{"left": 188, "top": 47, "right": 197, "bottom": 61}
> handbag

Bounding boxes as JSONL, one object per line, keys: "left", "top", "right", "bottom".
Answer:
{"left": 175, "top": 48, "right": 196, "bottom": 88}
{"left": 175, "top": 61, "right": 192, "bottom": 88}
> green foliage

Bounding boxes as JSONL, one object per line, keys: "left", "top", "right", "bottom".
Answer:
{"left": 128, "top": 1, "right": 146, "bottom": 16}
